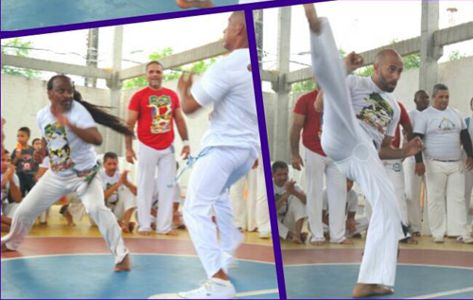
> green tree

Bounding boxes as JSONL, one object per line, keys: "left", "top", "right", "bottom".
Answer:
{"left": 123, "top": 48, "right": 216, "bottom": 90}
{"left": 291, "top": 80, "right": 316, "bottom": 94}
{"left": 1, "top": 38, "right": 39, "bottom": 79}
{"left": 448, "top": 50, "right": 466, "bottom": 61}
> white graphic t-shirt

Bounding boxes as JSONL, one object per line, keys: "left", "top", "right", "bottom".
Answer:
{"left": 414, "top": 106, "right": 466, "bottom": 161}
{"left": 98, "top": 169, "right": 121, "bottom": 206}
{"left": 273, "top": 182, "right": 304, "bottom": 217}
{"left": 346, "top": 75, "right": 400, "bottom": 148}
{"left": 37, "top": 101, "right": 97, "bottom": 176}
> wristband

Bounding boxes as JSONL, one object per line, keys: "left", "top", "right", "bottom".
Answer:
{"left": 183, "top": 140, "right": 190, "bottom": 146}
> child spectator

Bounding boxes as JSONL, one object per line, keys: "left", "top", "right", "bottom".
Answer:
{"left": 11, "top": 127, "right": 38, "bottom": 196}
{"left": 272, "top": 161, "right": 307, "bottom": 244}
{"left": 98, "top": 152, "right": 137, "bottom": 233}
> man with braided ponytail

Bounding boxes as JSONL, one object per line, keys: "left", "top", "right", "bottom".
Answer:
{"left": 1, "top": 74, "right": 132, "bottom": 272}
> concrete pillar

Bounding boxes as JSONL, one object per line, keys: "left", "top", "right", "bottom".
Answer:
{"left": 419, "top": 1, "right": 442, "bottom": 93}
{"left": 85, "top": 28, "right": 99, "bottom": 88}
{"left": 106, "top": 26, "right": 124, "bottom": 156}
{"left": 272, "top": 7, "right": 292, "bottom": 162}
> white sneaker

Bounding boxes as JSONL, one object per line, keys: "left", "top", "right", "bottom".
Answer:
{"left": 177, "top": 278, "right": 236, "bottom": 299}
{"left": 433, "top": 236, "right": 444, "bottom": 243}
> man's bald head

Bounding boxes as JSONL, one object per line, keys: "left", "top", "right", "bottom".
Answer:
{"left": 223, "top": 11, "right": 248, "bottom": 51}
{"left": 372, "top": 48, "right": 404, "bottom": 92}
{"left": 374, "top": 49, "right": 402, "bottom": 65}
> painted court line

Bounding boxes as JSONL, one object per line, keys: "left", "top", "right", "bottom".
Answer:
{"left": 1, "top": 252, "right": 274, "bottom": 265}
{"left": 408, "top": 286, "right": 473, "bottom": 299}
{"left": 148, "top": 288, "right": 279, "bottom": 299}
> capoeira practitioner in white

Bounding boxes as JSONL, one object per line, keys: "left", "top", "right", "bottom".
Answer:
{"left": 413, "top": 84, "right": 473, "bottom": 244}
{"left": 291, "top": 89, "right": 348, "bottom": 244}
{"left": 126, "top": 61, "right": 190, "bottom": 236}
{"left": 303, "top": 4, "right": 423, "bottom": 298}
{"left": 176, "top": 0, "right": 263, "bottom": 8}
{"left": 404, "top": 90, "right": 430, "bottom": 236}
{"left": 173, "top": 11, "right": 258, "bottom": 299}
{"left": 1, "top": 75, "right": 131, "bottom": 271}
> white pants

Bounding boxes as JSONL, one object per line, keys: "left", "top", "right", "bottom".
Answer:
{"left": 403, "top": 159, "right": 424, "bottom": 233}
{"left": 137, "top": 142, "right": 176, "bottom": 233}
{"left": 230, "top": 176, "right": 248, "bottom": 230}
{"left": 184, "top": 146, "right": 256, "bottom": 278}
{"left": 229, "top": 156, "right": 270, "bottom": 235}
{"left": 278, "top": 197, "right": 307, "bottom": 239}
{"left": 110, "top": 187, "right": 136, "bottom": 221}
{"left": 383, "top": 159, "right": 410, "bottom": 240}
{"left": 1, "top": 170, "right": 128, "bottom": 264}
{"left": 305, "top": 147, "right": 347, "bottom": 242}
{"left": 310, "top": 20, "right": 401, "bottom": 286}
{"left": 425, "top": 160, "right": 470, "bottom": 239}
{"left": 2, "top": 202, "right": 19, "bottom": 218}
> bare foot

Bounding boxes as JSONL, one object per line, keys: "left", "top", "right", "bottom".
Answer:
{"left": 176, "top": 0, "right": 213, "bottom": 9}
{"left": 352, "top": 283, "right": 394, "bottom": 298}
{"left": 159, "top": 229, "right": 178, "bottom": 236}
{"left": 138, "top": 230, "right": 151, "bottom": 236}
{"left": 1, "top": 243, "right": 15, "bottom": 253}
{"left": 114, "top": 254, "right": 131, "bottom": 272}
{"left": 336, "top": 239, "right": 354, "bottom": 245}
{"left": 309, "top": 240, "right": 326, "bottom": 246}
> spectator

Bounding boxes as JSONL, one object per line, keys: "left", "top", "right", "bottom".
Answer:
{"left": 2, "top": 149, "right": 22, "bottom": 217}
{"left": 272, "top": 161, "right": 307, "bottom": 244}
{"left": 98, "top": 152, "right": 137, "bottom": 233}
{"left": 11, "top": 127, "right": 38, "bottom": 196}
{"left": 414, "top": 84, "right": 473, "bottom": 243}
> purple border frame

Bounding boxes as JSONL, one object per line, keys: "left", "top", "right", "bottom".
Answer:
{"left": 245, "top": 9, "right": 287, "bottom": 300}
{"left": 1, "top": 1, "right": 334, "bottom": 299}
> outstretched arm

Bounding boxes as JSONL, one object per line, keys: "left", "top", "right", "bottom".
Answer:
{"left": 303, "top": 4, "right": 321, "bottom": 34}
{"left": 176, "top": 0, "right": 214, "bottom": 9}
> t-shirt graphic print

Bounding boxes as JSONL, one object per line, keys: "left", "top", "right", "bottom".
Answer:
{"left": 44, "top": 122, "right": 74, "bottom": 172}
{"left": 357, "top": 92, "right": 394, "bottom": 135}
{"left": 148, "top": 95, "right": 172, "bottom": 134}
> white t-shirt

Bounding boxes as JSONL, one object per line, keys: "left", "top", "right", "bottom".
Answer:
{"left": 346, "top": 75, "right": 400, "bottom": 148}
{"left": 1, "top": 173, "right": 20, "bottom": 204}
{"left": 98, "top": 169, "right": 121, "bottom": 205}
{"left": 191, "top": 48, "right": 259, "bottom": 154}
{"left": 322, "top": 188, "right": 358, "bottom": 213}
{"left": 37, "top": 101, "right": 97, "bottom": 176}
{"left": 414, "top": 106, "right": 466, "bottom": 161}
{"left": 273, "top": 182, "right": 304, "bottom": 216}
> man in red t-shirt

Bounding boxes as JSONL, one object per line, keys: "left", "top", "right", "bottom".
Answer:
{"left": 290, "top": 88, "right": 349, "bottom": 244}
{"left": 126, "top": 61, "right": 190, "bottom": 235}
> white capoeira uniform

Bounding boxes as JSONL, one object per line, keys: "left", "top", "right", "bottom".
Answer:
{"left": 230, "top": 153, "right": 270, "bottom": 236}
{"left": 294, "top": 91, "right": 347, "bottom": 243}
{"left": 1, "top": 101, "right": 128, "bottom": 264}
{"left": 403, "top": 109, "right": 425, "bottom": 234}
{"left": 183, "top": 48, "right": 259, "bottom": 278}
{"left": 1, "top": 173, "right": 21, "bottom": 218}
{"left": 323, "top": 188, "right": 368, "bottom": 237}
{"left": 275, "top": 183, "right": 307, "bottom": 239}
{"left": 414, "top": 107, "right": 471, "bottom": 240}
{"left": 98, "top": 169, "right": 136, "bottom": 221}
{"left": 310, "top": 19, "right": 403, "bottom": 286}
{"left": 129, "top": 86, "right": 179, "bottom": 234}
